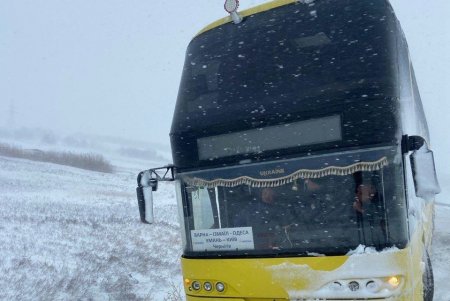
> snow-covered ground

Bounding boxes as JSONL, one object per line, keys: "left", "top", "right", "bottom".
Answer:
{"left": 433, "top": 198, "right": 450, "bottom": 301}
{"left": 0, "top": 151, "right": 449, "bottom": 300}
{"left": 0, "top": 154, "right": 181, "bottom": 300}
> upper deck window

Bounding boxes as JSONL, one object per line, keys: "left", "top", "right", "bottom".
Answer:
{"left": 177, "top": 0, "right": 397, "bottom": 118}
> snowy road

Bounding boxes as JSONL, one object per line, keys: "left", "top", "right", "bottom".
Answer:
{"left": 0, "top": 155, "right": 448, "bottom": 300}
{"left": 433, "top": 204, "right": 450, "bottom": 301}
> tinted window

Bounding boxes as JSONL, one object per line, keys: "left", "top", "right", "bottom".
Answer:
{"left": 177, "top": 0, "right": 396, "bottom": 119}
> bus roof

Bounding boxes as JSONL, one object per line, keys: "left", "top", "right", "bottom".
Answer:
{"left": 197, "top": 0, "right": 297, "bottom": 36}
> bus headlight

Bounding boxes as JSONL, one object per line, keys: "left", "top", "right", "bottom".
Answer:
{"left": 321, "top": 276, "right": 403, "bottom": 297}
{"left": 348, "top": 281, "right": 360, "bottom": 291}
{"left": 216, "top": 282, "right": 225, "bottom": 292}
{"left": 330, "top": 281, "right": 344, "bottom": 291}
{"left": 204, "top": 281, "right": 212, "bottom": 291}
{"left": 192, "top": 281, "right": 201, "bottom": 290}
{"left": 366, "top": 280, "right": 381, "bottom": 293}
{"left": 387, "top": 276, "right": 400, "bottom": 288}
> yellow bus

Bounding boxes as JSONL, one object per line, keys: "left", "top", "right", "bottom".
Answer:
{"left": 137, "top": 0, "right": 441, "bottom": 300}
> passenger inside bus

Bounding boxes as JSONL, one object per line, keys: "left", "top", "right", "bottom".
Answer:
{"left": 282, "top": 173, "right": 387, "bottom": 249}
{"left": 351, "top": 172, "right": 388, "bottom": 248}
{"left": 353, "top": 183, "right": 377, "bottom": 214}
{"left": 226, "top": 170, "right": 390, "bottom": 251}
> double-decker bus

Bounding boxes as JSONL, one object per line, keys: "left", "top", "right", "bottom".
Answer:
{"left": 137, "top": 0, "right": 441, "bottom": 300}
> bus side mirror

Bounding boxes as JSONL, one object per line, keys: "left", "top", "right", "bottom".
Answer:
{"left": 409, "top": 137, "right": 441, "bottom": 200}
{"left": 136, "top": 165, "right": 175, "bottom": 224}
{"left": 137, "top": 171, "right": 158, "bottom": 224}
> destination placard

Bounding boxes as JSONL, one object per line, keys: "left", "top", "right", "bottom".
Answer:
{"left": 191, "top": 227, "right": 254, "bottom": 252}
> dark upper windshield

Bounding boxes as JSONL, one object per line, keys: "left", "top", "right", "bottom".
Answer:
{"left": 171, "top": 0, "right": 401, "bottom": 169}
{"left": 179, "top": 147, "right": 408, "bottom": 257}
{"left": 173, "top": 0, "right": 397, "bottom": 131}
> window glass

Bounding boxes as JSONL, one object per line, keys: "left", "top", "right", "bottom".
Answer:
{"left": 180, "top": 148, "right": 408, "bottom": 256}
{"left": 189, "top": 187, "right": 215, "bottom": 230}
{"left": 178, "top": 1, "right": 395, "bottom": 116}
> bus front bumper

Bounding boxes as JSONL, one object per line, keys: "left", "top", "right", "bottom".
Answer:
{"left": 186, "top": 296, "right": 412, "bottom": 301}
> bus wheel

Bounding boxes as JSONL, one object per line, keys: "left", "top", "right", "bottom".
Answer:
{"left": 423, "top": 251, "right": 434, "bottom": 301}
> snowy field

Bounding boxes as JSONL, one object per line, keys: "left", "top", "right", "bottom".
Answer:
{"left": 0, "top": 153, "right": 449, "bottom": 300}
{"left": 0, "top": 155, "right": 181, "bottom": 300}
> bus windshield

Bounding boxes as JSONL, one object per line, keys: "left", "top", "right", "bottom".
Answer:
{"left": 179, "top": 147, "right": 408, "bottom": 257}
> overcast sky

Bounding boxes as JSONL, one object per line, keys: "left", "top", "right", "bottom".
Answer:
{"left": 0, "top": 0, "right": 449, "bottom": 166}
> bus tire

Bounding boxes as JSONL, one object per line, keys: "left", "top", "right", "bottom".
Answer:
{"left": 423, "top": 251, "right": 434, "bottom": 301}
